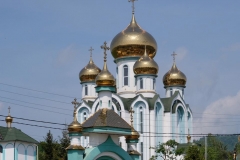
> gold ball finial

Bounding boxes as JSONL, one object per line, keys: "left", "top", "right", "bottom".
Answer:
{"left": 5, "top": 106, "right": 13, "bottom": 128}
{"left": 68, "top": 99, "right": 82, "bottom": 133}
{"left": 163, "top": 53, "right": 187, "bottom": 87}
{"left": 79, "top": 47, "right": 101, "bottom": 83}
{"left": 95, "top": 42, "right": 115, "bottom": 87}
{"left": 125, "top": 107, "right": 140, "bottom": 140}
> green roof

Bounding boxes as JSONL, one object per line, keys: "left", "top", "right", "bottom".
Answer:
{"left": 0, "top": 126, "right": 38, "bottom": 144}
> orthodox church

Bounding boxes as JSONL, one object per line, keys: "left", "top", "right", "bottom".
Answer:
{"left": 66, "top": 1, "right": 193, "bottom": 160}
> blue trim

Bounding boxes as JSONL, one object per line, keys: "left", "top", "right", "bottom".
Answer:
{"left": 83, "top": 127, "right": 131, "bottom": 135}
{"left": 134, "top": 74, "right": 158, "bottom": 78}
{"left": 114, "top": 57, "right": 139, "bottom": 63}
{"left": 69, "top": 133, "right": 82, "bottom": 136}
{"left": 95, "top": 86, "right": 116, "bottom": 93}
{"left": 126, "top": 139, "right": 139, "bottom": 143}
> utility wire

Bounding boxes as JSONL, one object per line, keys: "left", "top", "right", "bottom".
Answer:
{"left": 0, "top": 82, "right": 75, "bottom": 98}
{"left": 0, "top": 89, "right": 70, "bottom": 104}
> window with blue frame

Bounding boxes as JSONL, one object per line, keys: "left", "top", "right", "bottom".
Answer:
{"left": 123, "top": 65, "right": 128, "bottom": 86}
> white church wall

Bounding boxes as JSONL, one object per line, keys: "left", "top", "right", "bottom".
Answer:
{"left": 81, "top": 82, "right": 98, "bottom": 101}
{"left": 116, "top": 59, "right": 137, "bottom": 98}
{"left": 4, "top": 143, "right": 14, "bottom": 160}
{"left": 165, "top": 87, "right": 184, "bottom": 98}
{"left": 17, "top": 143, "right": 25, "bottom": 160}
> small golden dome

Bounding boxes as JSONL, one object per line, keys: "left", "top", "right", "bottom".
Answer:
{"left": 68, "top": 110, "right": 82, "bottom": 133}
{"left": 125, "top": 127, "right": 140, "bottom": 140}
{"left": 79, "top": 56, "right": 101, "bottom": 83}
{"left": 95, "top": 61, "right": 115, "bottom": 86}
{"left": 163, "top": 63, "right": 187, "bottom": 87}
{"left": 110, "top": 14, "right": 157, "bottom": 59}
{"left": 5, "top": 115, "right": 13, "bottom": 123}
{"left": 133, "top": 47, "right": 159, "bottom": 75}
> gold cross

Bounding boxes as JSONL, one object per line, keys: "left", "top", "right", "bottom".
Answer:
{"left": 171, "top": 52, "right": 177, "bottom": 62}
{"left": 100, "top": 41, "right": 110, "bottom": 62}
{"left": 89, "top": 47, "right": 94, "bottom": 58}
{"left": 129, "top": 107, "right": 135, "bottom": 127}
{"left": 8, "top": 106, "right": 11, "bottom": 115}
{"left": 71, "top": 98, "right": 79, "bottom": 111}
{"left": 128, "top": 0, "right": 137, "bottom": 14}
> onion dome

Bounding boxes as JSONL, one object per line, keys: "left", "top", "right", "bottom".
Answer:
{"left": 95, "top": 42, "right": 115, "bottom": 87}
{"left": 5, "top": 106, "right": 13, "bottom": 127}
{"left": 125, "top": 127, "right": 140, "bottom": 140}
{"left": 110, "top": 14, "right": 157, "bottom": 59}
{"left": 68, "top": 106, "right": 82, "bottom": 133}
{"left": 163, "top": 62, "right": 187, "bottom": 87}
{"left": 133, "top": 47, "right": 159, "bottom": 75}
{"left": 79, "top": 50, "right": 101, "bottom": 83}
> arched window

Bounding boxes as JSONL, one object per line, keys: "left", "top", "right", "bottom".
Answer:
{"left": 139, "top": 107, "right": 143, "bottom": 134}
{"left": 177, "top": 107, "right": 185, "bottom": 143}
{"left": 108, "top": 100, "right": 110, "bottom": 108}
{"left": 83, "top": 112, "right": 87, "bottom": 121}
{"left": 123, "top": 65, "right": 128, "bottom": 86}
{"left": 140, "top": 78, "right": 143, "bottom": 89}
{"left": 170, "top": 88, "right": 173, "bottom": 96}
{"left": 85, "top": 85, "right": 88, "bottom": 96}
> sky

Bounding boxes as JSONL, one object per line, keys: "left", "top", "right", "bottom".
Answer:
{"left": 0, "top": 0, "right": 240, "bottom": 141}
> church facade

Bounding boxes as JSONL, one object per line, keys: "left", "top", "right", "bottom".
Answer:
{"left": 69, "top": 2, "right": 193, "bottom": 160}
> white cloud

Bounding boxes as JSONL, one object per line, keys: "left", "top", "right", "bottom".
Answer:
{"left": 221, "top": 42, "right": 240, "bottom": 52}
{"left": 194, "top": 91, "right": 240, "bottom": 134}
{"left": 175, "top": 47, "right": 188, "bottom": 61}
{"left": 56, "top": 44, "right": 77, "bottom": 66}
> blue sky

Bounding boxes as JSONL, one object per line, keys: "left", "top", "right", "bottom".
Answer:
{"left": 0, "top": 1, "right": 240, "bottom": 141}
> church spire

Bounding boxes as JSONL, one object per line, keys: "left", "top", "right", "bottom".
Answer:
{"left": 5, "top": 106, "right": 13, "bottom": 128}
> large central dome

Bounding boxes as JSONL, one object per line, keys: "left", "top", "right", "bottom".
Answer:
{"left": 110, "top": 14, "right": 157, "bottom": 59}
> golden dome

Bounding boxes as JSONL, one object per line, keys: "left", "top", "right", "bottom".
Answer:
{"left": 133, "top": 47, "right": 159, "bottom": 75}
{"left": 68, "top": 109, "right": 82, "bottom": 133}
{"left": 5, "top": 115, "right": 13, "bottom": 123}
{"left": 125, "top": 127, "right": 140, "bottom": 140}
{"left": 163, "top": 63, "right": 187, "bottom": 87}
{"left": 110, "top": 14, "right": 157, "bottom": 59}
{"left": 95, "top": 61, "right": 115, "bottom": 86}
{"left": 79, "top": 56, "right": 101, "bottom": 83}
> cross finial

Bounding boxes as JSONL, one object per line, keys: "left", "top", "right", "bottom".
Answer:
{"left": 171, "top": 52, "right": 177, "bottom": 63}
{"left": 71, "top": 98, "right": 79, "bottom": 111}
{"left": 100, "top": 41, "right": 110, "bottom": 62}
{"left": 8, "top": 106, "right": 11, "bottom": 115}
{"left": 128, "top": 0, "right": 137, "bottom": 14}
{"left": 129, "top": 107, "right": 135, "bottom": 127}
{"left": 89, "top": 47, "right": 94, "bottom": 58}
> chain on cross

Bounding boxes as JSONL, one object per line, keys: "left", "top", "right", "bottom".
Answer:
{"left": 171, "top": 52, "right": 177, "bottom": 63}
{"left": 128, "top": 0, "right": 137, "bottom": 14}
{"left": 89, "top": 47, "right": 94, "bottom": 58}
{"left": 129, "top": 107, "right": 135, "bottom": 127}
{"left": 71, "top": 98, "right": 79, "bottom": 111}
{"left": 100, "top": 41, "right": 110, "bottom": 62}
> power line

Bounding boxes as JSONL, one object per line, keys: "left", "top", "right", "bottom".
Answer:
{"left": 0, "top": 99, "right": 72, "bottom": 116}
{"left": 0, "top": 82, "right": 76, "bottom": 98}
{"left": 0, "top": 96, "right": 71, "bottom": 111}
{"left": 0, "top": 89, "right": 70, "bottom": 104}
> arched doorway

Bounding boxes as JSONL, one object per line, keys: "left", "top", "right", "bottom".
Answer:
{"left": 97, "top": 156, "right": 115, "bottom": 160}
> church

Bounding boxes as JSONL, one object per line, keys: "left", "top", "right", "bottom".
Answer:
{"left": 66, "top": 1, "right": 193, "bottom": 160}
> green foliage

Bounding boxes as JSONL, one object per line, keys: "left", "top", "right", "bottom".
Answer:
{"left": 150, "top": 139, "right": 184, "bottom": 160}
{"left": 192, "top": 135, "right": 232, "bottom": 160}
{"left": 184, "top": 145, "right": 204, "bottom": 160}
{"left": 38, "top": 129, "right": 70, "bottom": 160}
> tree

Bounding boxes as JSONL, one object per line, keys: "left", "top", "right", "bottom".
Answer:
{"left": 58, "top": 126, "right": 70, "bottom": 160}
{"left": 38, "top": 130, "right": 60, "bottom": 160}
{"left": 184, "top": 145, "right": 203, "bottom": 160}
{"left": 150, "top": 139, "right": 184, "bottom": 160}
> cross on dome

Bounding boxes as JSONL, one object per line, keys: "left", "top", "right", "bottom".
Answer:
{"left": 71, "top": 98, "right": 79, "bottom": 111}
{"left": 8, "top": 106, "right": 11, "bottom": 115}
{"left": 128, "top": 0, "right": 137, "bottom": 14}
{"left": 89, "top": 47, "right": 94, "bottom": 58}
{"left": 100, "top": 41, "right": 110, "bottom": 62}
{"left": 171, "top": 52, "right": 177, "bottom": 63}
